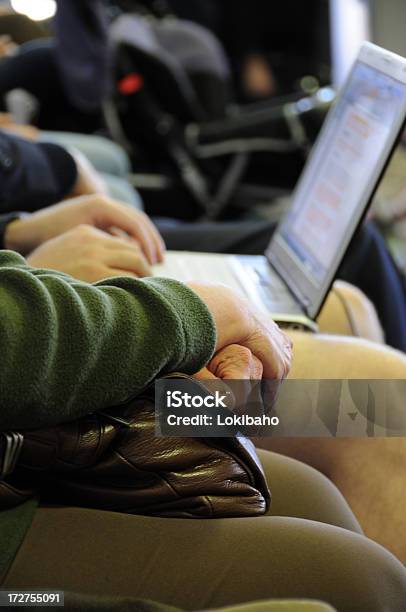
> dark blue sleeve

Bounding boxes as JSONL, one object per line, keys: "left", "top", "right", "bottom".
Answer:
{"left": 0, "top": 131, "right": 78, "bottom": 214}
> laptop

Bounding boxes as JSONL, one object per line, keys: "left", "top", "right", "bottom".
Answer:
{"left": 153, "top": 43, "right": 406, "bottom": 331}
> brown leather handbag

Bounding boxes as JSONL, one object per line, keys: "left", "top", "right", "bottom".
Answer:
{"left": 0, "top": 377, "right": 270, "bottom": 518}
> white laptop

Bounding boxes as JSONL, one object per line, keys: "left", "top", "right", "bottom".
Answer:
{"left": 153, "top": 43, "right": 406, "bottom": 331}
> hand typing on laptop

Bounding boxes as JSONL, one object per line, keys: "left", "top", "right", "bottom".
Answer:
{"left": 5, "top": 194, "right": 165, "bottom": 266}
{"left": 26, "top": 225, "right": 152, "bottom": 282}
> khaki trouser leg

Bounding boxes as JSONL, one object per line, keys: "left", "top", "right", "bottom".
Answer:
{"left": 256, "top": 332, "right": 406, "bottom": 564}
{"left": 3, "top": 451, "right": 406, "bottom": 612}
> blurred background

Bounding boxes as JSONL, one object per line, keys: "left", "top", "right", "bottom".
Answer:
{"left": 2, "top": 0, "right": 406, "bottom": 91}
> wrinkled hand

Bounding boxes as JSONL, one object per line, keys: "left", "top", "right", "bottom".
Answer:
{"left": 195, "top": 345, "right": 280, "bottom": 429}
{"left": 26, "top": 225, "right": 151, "bottom": 282}
{"left": 195, "top": 344, "right": 263, "bottom": 380}
{"left": 194, "top": 344, "right": 264, "bottom": 411}
{"left": 5, "top": 194, "right": 165, "bottom": 265}
{"left": 189, "top": 283, "right": 293, "bottom": 380}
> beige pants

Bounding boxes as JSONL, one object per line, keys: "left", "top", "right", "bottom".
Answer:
{"left": 3, "top": 450, "right": 406, "bottom": 612}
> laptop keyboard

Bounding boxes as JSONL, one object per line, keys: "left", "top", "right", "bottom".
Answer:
{"left": 241, "top": 259, "right": 303, "bottom": 315}
{"left": 253, "top": 267, "right": 290, "bottom": 295}
{"left": 153, "top": 252, "right": 303, "bottom": 316}
{"left": 153, "top": 252, "right": 244, "bottom": 292}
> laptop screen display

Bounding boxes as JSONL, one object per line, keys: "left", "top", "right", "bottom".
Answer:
{"left": 273, "top": 59, "right": 406, "bottom": 292}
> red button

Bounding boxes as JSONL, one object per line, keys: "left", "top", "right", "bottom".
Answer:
{"left": 118, "top": 73, "right": 144, "bottom": 95}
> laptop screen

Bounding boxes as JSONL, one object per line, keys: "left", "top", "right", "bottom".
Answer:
{"left": 268, "top": 44, "right": 406, "bottom": 318}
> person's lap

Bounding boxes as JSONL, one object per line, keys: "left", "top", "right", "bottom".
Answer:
{"left": 258, "top": 451, "right": 360, "bottom": 532}
{"left": 4, "top": 450, "right": 406, "bottom": 611}
{"left": 255, "top": 332, "right": 406, "bottom": 564}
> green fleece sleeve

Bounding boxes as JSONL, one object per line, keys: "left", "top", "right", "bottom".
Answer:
{"left": 0, "top": 251, "right": 216, "bottom": 430}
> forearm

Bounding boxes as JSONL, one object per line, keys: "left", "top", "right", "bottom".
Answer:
{"left": 0, "top": 252, "right": 216, "bottom": 430}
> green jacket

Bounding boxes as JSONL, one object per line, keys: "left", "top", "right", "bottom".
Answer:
{"left": 0, "top": 251, "right": 216, "bottom": 581}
